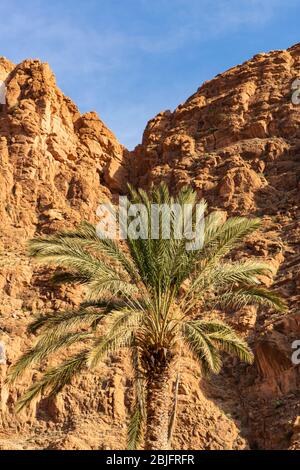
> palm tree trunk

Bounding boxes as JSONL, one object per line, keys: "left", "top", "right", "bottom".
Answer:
{"left": 144, "top": 364, "right": 172, "bottom": 450}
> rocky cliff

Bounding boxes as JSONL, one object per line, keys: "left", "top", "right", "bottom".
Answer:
{"left": 1, "top": 43, "right": 300, "bottom": 450}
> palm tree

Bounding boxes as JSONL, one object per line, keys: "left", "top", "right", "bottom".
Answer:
{"left": 6, "top": 184, "right": 286, "bottom": 450}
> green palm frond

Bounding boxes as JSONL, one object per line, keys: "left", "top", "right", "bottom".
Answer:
{"left": 125, "top": 187, "right": 157, "bottom": 288}
{"left": 212, "top": 260, "right": 273, "bottom": 286}
{"left": 170, "top": 213, "right": 259, "bottom": 289}
{"left": 204, "top": 217, "right": 261, "bottom": 263}
{"left": 87, "top": 328, "right": 132, "bottom": 369}
{"left": 80, "top": 298, "right": 147, "bottom": 312}
{"left": 29, "top": 235, "right": 137, "bottom": 302}
{"left": 128, "top": 406, "right": 144, "bottom": 451}
{"left": 182, "top": 319, "right": 253, "bottom": 375}
{"left": 168, "top": 199, "right": 207, "bottom": 288}
{"left": 28, "top": 308, "right": 106, "bottom": 334}
{"left": 57, "top": 221, "right": 139, "bottom": 280}
{"left": 181, "top": 258, "right": 274, "bottom": 316}
{"left": 192, "top": 320, "right": 254, "bottom": 364}
{"left": 28, "top": 236, "right": 121, "bottom": 280}
{"left": 87, "top": 308, "right": 143, "bottom": 368}
{"left": 175, "top": 185, "right": 198, "bottom": 206}
{"left": 215, "top": 286, "right": 287, "bottom": 312}
{"left": 203, "top": 210, "right": 226, "bottom": 241}
{"left": 182, "top": 321, "right": 222, "bottom": 374}
{"left": 15, "top": 350, "right": 89, "bottom": 412}
{"left": 126, "top": 183, "right": 206, "bottom": 293}
{"left": 86, "top": 276, "right": 138, "bottom": 301}
{"left": 189, "top": 260, "right": 273, "bottom": 296}
{"left": 6, "top": 331, "right": 91, "bottom": 384}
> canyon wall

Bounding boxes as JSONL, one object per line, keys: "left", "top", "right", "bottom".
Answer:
{"left": 1, "top": 43, "right": 300, "bottom": 449}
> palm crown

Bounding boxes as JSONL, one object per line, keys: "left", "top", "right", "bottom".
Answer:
{"left": 7, "top": 183, "right": 286, "bottom": 450}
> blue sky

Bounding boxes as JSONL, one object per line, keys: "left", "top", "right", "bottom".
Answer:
{"left": 0, "top": 0, "right": 299, "bottom": 149}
